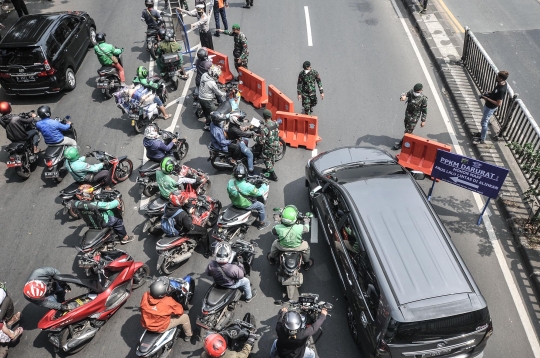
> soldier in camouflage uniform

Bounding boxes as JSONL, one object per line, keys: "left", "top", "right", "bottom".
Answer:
{"left": 179, "top": 0, "right": 189, "bottom": 10}
{"left": 254, "top": 109, "right": 279, "bottom": 181}
{"left": 393, "top": 83, "right": 428, "bottom": 150}
{"left": 217, "top": 24, "right": 248, "bottom": 76}
{"left": 297, "top": 61, "right": 324, "bottom": 115}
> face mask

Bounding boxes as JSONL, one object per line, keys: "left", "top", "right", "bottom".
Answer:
{"left": 413, "top": 92, "right": 421, "bottom": 97}
{"left": 304, "top": 70, "right": 310, "bottom": 74}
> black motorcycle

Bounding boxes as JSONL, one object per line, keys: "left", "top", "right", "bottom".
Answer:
{"left": 96, "top": 54, "right": 124, "bottom": 99}
{"left": 43, "top": 117, "right": 77, "bottom": 184}
{"left": 4, "top": 112, "right": 40, "bottom": 179}
{"left": 159, "top": 51, "right": 183, "bottom": 91}
{"left": 193, "top": 82, "right": 237, "bottom": 119}
{"left": 145, "top": 21, "right": 165, "bottom": 60}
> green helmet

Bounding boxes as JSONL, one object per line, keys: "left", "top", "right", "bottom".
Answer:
{"left": 64, "top": 146, "right": 79, "bottom": 161}
{"left": 160, "top": 157, "right": 176, "bottom": 175}
{"left": 137, "top": 66, "right": 148, "bottom": 79}
{"left": 281, "top": 205, "right": 299, "bottom": 226}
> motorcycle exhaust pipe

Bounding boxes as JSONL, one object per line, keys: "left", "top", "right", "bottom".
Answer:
{"left": 171, "top": 252, "right": 192, "bottom": 264}
{"left": 62, "top": 326, "right": 99, "bottom": 351}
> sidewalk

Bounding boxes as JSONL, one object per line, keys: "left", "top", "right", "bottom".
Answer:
{"left": 398, "top": 0, "right": 540, "bottom": 297}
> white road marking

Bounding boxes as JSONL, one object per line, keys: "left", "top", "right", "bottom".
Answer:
{"left": 389, "top": 0, "right": 540, "bottom": 355}
{"left": 311, "top": 148, "right": 317, "bottom": 157}
{"left": 304, "top": 6, "right": 313, "bottom": 46}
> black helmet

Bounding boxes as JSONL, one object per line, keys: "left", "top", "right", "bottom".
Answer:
{"left": 145, "top": 0, "right": 154, "bottom": 7}
{"left": 37, "top": 105, "right": 51, "bottom": 119}
{"left": 165, "top": 29, "right": 174, "bottom": 42}
{"left": 197, "top": 48, "right": 208, "bottom": 60}
{"left": 95, "top": 32, "right": 106, "bottom": 43}
{"left": 210, "top": 111, "right": 225, "bottom": 125}
{"left": 149, "top": 276, "right": 170, "bottom": 299}
{"left": 158, "top": 28, "right": 166, "bottom": 39}
{"left": 233, "top": 163, "right": 247, "bottom": 181}
{"left": 283, "top": 311, "right": 302, "bottom": 336}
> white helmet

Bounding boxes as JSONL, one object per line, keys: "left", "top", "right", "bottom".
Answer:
{"left": 229, "top": 111, "right": 246, "bottom": 127}
{"left": 144, "top": 125, "right": 159, "bottom": 139}
{"left": 214, "top": 242, "right": 232, "bottom": 264}
{"left": 208, "top": 65, "right": 222, "bottom": 80}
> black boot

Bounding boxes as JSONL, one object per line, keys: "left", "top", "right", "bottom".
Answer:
{"left": 266, "top": 170, "right": 278, "bottom": 182}
{"left": 392, "top": 140, "right": 403, "bottom": 150}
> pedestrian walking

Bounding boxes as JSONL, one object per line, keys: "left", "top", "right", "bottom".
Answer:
{"left": 473, "top": 70, "right": 509, "bottom": 145}
{"left": 213, "top": 0, "right": 228, "bottom": 37}
{"left": 393, "top": 83, "right": 428, "bottom": 150}
{"left": 11, "top": 0, "right": 29, "bottom": 18}
{"left": 243, "top": 0, "right": 253, "bottom": 9}
{"left": 420, "top": 0, "right": 428, "bottom": 13}
{"left": 179, "top": 4, "right": 213, "bottom": 50}
{"left": 297, "top": 61, "right": 323, "bottom": 115}
{"left": 217, "top": 24, "right": 248, "bottom": 76}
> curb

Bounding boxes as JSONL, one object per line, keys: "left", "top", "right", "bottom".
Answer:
{"left": 399, "top": 0, "right": 540, "bottom": 298}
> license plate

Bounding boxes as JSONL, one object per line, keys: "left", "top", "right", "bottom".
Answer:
{"left": 78, "top": 259, "right": 93, "bottom": 268}
{"left": 129, "top": 113, "right": 139, "bottom": 119}
{"left": 6, "top": 160, "right": 21, "bottom": 167}
{"left": 15, "top": 75, "right": 35, "bottom": 82}
{"left": 97, "top": 82, "right": 108, "bottom": 89}
{"left": 45, "top": 171, "right": 59, "bottom": 178}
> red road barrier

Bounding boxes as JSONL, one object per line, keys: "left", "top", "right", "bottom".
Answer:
{"left": 238, "top": 67, "right": 268, "bottom": 108}
{"left": 396, "top": 133, "right": 452, "bottom": 176}
{"left": 267, "top": 85, "right": 294, "bottom": 120}
{"left": 275, "top": 111, "right": 321, "bottom": 150}
{"left": 207, "top": 48, "right": 234, "bottom": 84}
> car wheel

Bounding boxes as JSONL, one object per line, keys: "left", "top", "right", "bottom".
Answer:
{"left": 347, "top": 304, "right": 359, "bottom": 344}
{"left": 65, "top": 68, "right": 76, "bottom": 91}
{"left": 89, "top": 27, "right": 97, "bottom": 48}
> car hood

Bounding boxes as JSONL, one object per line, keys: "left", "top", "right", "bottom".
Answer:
{"left": 311, "top": 146, "right": 393, "bottom": 173}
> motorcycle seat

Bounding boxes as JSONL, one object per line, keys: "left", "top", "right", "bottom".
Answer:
{"left": 6, "top": 141, "right": 25, "bottom": 152}
{"left": 82, "top": 228, "right": 111, "bottom": 250}
{"left": 55, "top": 274, "right": 105, "bottom": 294}
{"left": 44, "top": 144, "right": 65, "bottom": 158}
{"left": 97, "top": 66, "right": 118, "bottom": 75}
{"left": 157, "top": 236, "right": 185, "bottom": 246}
{"left": 282, "top": 252, "right": 301, "bottom": 269}
{"left": 207, "top": 285, "right": 237, "bottom": 307}
{"left": 222, "top": 206, "right": 251, "bottom": 222}
{"left": 148, "top": 197, "right": 168, "bottom": 210}
{"left": 139, "top": 161, "right": 160, "bottom": 172}
{"left": 139, "top": 329, "right": 174, "bottom": 354}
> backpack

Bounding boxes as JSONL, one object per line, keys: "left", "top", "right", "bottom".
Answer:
{"left": 161, "top": 208, "right": 184, "bottom": 236}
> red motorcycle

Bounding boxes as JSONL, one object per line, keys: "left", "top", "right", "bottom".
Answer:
{"left": 37, "top": 250, "right": 149, "bottom": 354}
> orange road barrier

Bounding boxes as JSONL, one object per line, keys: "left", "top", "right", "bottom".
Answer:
{"left": 275, "top": 111, "right": 321, "bottom": 150}
{"left": 396, "top": 133, "right": 452, "bottom": 176}
{"left": 207, "top": 48, "right": 234, "bottom": 84}
{"left": 266, "top": 85, "right": 294, "bottom": 119}
{"left": 238, "top": 67, "right": 268, "bottom": 108}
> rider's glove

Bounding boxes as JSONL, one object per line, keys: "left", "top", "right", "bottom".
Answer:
{"left": 247, "top": 333, "right": 258, "bottom": 346}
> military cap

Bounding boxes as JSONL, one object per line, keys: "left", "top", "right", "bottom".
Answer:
{"left": 413, "top": 83, "right": 423, "bottom": 91}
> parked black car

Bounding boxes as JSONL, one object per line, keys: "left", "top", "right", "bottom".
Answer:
{"left": 305, "top": 146, "right": 492, "bottom": 358}
{"left": 0, "top": 11, "right": 97, "bottom": 95}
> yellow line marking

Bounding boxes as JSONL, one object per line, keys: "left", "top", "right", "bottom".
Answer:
{"left": 435, "top": 0, "right": 465, "bottom": 33}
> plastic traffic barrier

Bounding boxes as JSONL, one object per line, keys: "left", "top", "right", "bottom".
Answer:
{"left": 275, "top": 111, "right": 321, "bottom": 150}
{"left": 266, "top": 85, "right": 294, "bottom": 119}
{"left": 207, "top": 48, "right": 233, "bottom": 84}
{"left": 238, "top": 67, "right": 268, "bottom": 108}
{"left": 396, "top": 133, "right": 452, "bottom": 176}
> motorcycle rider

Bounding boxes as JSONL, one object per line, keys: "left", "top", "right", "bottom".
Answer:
{"left": 140, "top": 277, "right": 193, "bottom": 342}
{"left": 209, "top": 111, "right": 240, "bottom": 163}
{"left": 195, "top": 48, "right": 212, "bottom": 91}
{"left": 94, "top": 32, "right": 126, "bottom": 86}
{"left": 156, "top": 157, "right": 199, "bottom": 199}
{"left": 73, "top": 184, "right": 134, "bottom": 244}
{"left": 141, "top": 0, "right": 163, "bottom": 30}
{"left": 132, "top": 66, "right": 171, "bottom": 119}
{"left": 202, "top": 332, "right": 257, "bottom": 358}
{"left": 270, "top": 306, "right": 328, "bottom": 358}
{"left": 206, "top": 242, "right": 257, "bottom": 302}
{"left": 143, "top": 125, "right": 177, "bottom": 162}
{"left": 64, "top": 147, "right": 113, "bottom": 188}
{"left": 0, "top": 102, "right": 40, "bottom": 154}
{"left": 22, "top": 267, "right": 71, "bottom": 312}
{"left": 156, "top": 29, "right": 188, "bottom": 80}
{"left": 226, "top": 112, "right": 254, "bottom": 174}
{"left": 254, "top": 109, "right": 279, "bottom": 181}
{"left": 200, "top": 65, "right": 226, "bottom": 130}
{"left": 267, "top": 205, "right": 314, "bottom": 271}
{"left": 35, "top": 105, "right": 77, "bottom": 147}
{"left": 0, "top": 282, "right": 20, "bottom": 332}
{"left": 227, "top": 163, "right": 269, "bottom": 230}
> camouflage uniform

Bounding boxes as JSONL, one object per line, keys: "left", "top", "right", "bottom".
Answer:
{"left": 180, "top": 0, "right": 189, "bottom": 10}
{"left": 403, "top": 89, "right": 428, "bottom": 133}
{"left": 255, "top": 112, "right": 280, "bottom": 181}
{"left": 223, "top": 30, "right": 249, "bottom": 71}
{"left": 297, "top": 69, "right": 323, "bottom": 115}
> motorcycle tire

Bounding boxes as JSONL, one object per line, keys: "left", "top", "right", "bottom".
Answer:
{"left": 275, "top": 138, "right": 287, "bottom": 162}
{"left": 132, "top": 264, "right": 150, "bottom": 289}
{"left": 149, "top": 44, "right": 157, "bottom": 60}
{"left": 196, "top": 179, "right": 211, "bottom": 196}
{"left": 160, "top": 248, "right": 188, "bottom": 275}
{"left": 210, "top": 156, "right": 230, "bottom": 171}
{"left": 148, "top": 222, "right": 163, "bottom": 236}
{"left": 134, "top": 120, "right": 146, "bottom": 133}
{"left": 171, "top": 76, "right": 179, "bottom": 91}
{"left": 16, "top": 165, "right": 31, "bottom": 179}
{"left": 160, "top": 88, "right": 168, "bottom": 105}
{"left": 207, "top": 200, "right": 222, "bottom": 227}
{"left": 142, "top": 183, "right": 159, "bottom": 197}
{"left": 174, "top": 141, "right": 189, "bottom": 161}
{"left": 181, "top": 281, "right": 196, "bottom": 310}
{"left": 114, "top": 159, "right": 133, "bottom": 182}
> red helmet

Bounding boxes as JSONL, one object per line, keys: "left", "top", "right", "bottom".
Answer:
{"left": 204, "top": 334, "right": 227, "bottom": 357}
{"left": 23, "top": 280, "right": 48, "bottom": 300}
{"left": 0, "top": 101, "right": 12, "bottom": 115}
{"left": 170, "top": 191, "right": 190, "bottom": 207}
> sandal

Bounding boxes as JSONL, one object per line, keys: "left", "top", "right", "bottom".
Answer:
{"left": 11, "top": 327, "right": 23, "bottom": 341}
{"left": 163, "top": 114, "right": 172, "bottom": 120}
{"left": 6, "top": 312, "right": 21, "bottom": 328}
{"left": 179, "top": 74, "right": 188, "bottom": 80}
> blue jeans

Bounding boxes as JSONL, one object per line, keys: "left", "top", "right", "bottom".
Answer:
{"left": 246, "top": 201, "right": 265, "bottom": 222}
{"left": 480, "top": 105, "right": 497, "bottom": 141}
{"left": 154, "top": 96, "right": 163, "bottom": 107}
{"left": 270, "top": 340, "right": 315, "bottom": 358}
{"left": 213, "top": 4, "right": 228, "bottom": 30}
{"left": 227, "top": 277, "right": 252, "bottom": 299}
{"left": 238, "top": 141, "right": 254, "bottom": 172}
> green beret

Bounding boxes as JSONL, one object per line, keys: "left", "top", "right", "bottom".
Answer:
{"left": 232, "top": 24, "right": 240, "bottom": 30}
{"left": 263, "top": 109, "right": 272, "bottom": 119}
{"left": 303, "top": 61, "right": 311, "bottom": 69}
{"left": 413, "top": 83, "right": 423, "bottom": 91}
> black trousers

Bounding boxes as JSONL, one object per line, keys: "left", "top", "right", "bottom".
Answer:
{"left": 105, "top": 216, "right": 127, "bottom": 238}
{"left": 188, "top": 225, "right": 210, "bottom": 253}
{"left": 200, "top": 98, "right": 216, "bottom": 125}
{"left": 200, "top": 31, "right": 214, "bottom": 50}
{"left": 12, "top": 0, "right": 29, "bottom": 17}
{"left": 92, "top": 169, "right": 113, "bottom": 186}
{"left": 0, "top": 295, "right": 14, "bottom": 322}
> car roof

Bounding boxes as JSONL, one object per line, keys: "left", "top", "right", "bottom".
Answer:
{"left": 0, "top": 13, "right": 67, "bottom": 46}
{"left": 311, "top": 146, "right": 392, "bottom": 172}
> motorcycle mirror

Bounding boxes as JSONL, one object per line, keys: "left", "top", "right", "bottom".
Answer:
{"left": 65, "top": 115, "right": 71, "bottom": 120}
{"left": 305, "top": 212, "right": 313, "bottom": 218}
{"left": 310, "top": 186, "right": 322, "bottom": 198}
{"left": 74, "top": 245, "right": 83, "bottom": 252}
{"left": 273, "top": 208, "right": 281, "bottom": 212}
{"left": 249, "top": 240, "right": 258, "bottom": 247}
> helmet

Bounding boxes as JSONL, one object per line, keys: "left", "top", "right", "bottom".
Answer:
{"left": 161, "top": 157, "right": 176, "bottom": 175}
{"left": 195, "top": 4, "right": 205, "bottom": 12}
{"left": 170, "top": 190, "right": 189, "bottom": 207}
{"left": 281, "top": 205, "right": 299, "bottom": 226}
{"left": 76, "top": 184, "right": 94, "bottom": 201}
{"left": 145, "top": 0, "right": 154, "bottom": 7}
{"left": 64, "top": 146, "right": 79, "bottom": 161}
{"left": 137, "top": 66, "right": 149, "bottom": 79}
{"left": 208, "top": 65, "right": 221, "bottom": 80}
{"left": 283, "top": 311, "right": 302, "bottom": 336}
{"left": 23, "top": 280, "right": 48, "bottom": 300}
{"left": 233, "top": 163, "right": 247, "bottom": 181}
{"left": 229, "top": 111, "right": 246, "bottom": 127}
{"left": 204, "top": 334, "right": 227, "bottom": 358}
{"left": 165, "top": 29, "right": 174, "bottom": 42}
{"left": 37, "top": 105, "right": 51, "bottom": 119}
{"left": 210, "top": 111, "right": 225, "bottom": 125}
{"left": 0, "top": 101, "right": 12, "bottom": 115}
{"left": 197, "top": 48, "right": 208, "bottom": 60}
{"left": 95, "top": 32, "right": 106, "bottom": 43}
{"left": 158, "top": 28, "right": 166, "bottom": 39}
{"left": 144, "top": 125, "right": 159, "bottom": 139}
{"left": 214, "top": 242, "right": 232, "bottom": 264}
{"left": 149, "top": 276, "right": 170, "bottom": 299}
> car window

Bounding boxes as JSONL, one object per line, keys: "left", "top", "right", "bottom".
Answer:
{"left": 356, "top": 244, "right": 380, "bottom": 318}
{"left": 0, "top": 47, "right": 45, "bottom": 66}
{"left": 65, "top": 16, "right": 80, "bottom": 31}
{"left": 53, "top": 21, "right": 73, "bottom": 45}
{"left": 45, "top": 36, "right": 60, "bottom": 59}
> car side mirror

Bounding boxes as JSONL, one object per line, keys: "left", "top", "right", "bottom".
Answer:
{"left": 310, "top": 185, "right": 322, "bottom": 199}
{"left": 411, "top": 170, "right": 425, "bottom": 180}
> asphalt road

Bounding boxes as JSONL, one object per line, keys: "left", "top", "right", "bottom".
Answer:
{"left": 0, "top": 0, "right": 538, "bottom": 357}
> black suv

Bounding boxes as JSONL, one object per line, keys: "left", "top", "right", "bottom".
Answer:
{"left": 306, "top": 146, "right": 492, "bottom": 358}
{"left": 0, "top": 11, "right": 97, "bottom": 95}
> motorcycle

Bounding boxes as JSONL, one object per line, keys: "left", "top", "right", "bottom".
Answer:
{"left": 203, "top": 313, "right": 258, "bottom": 351}
{"left": 4, "top": 112, "right": 40, "bottom": 179}
{"left": 138, "top": 163, "right": 208, "bottom": 199}
{"left": 193, "top": 81, "right": 237, "bottom": 120}
{"left": 37, "top": 251, "right": 149, "bottom": 354}
{"left": 136, "top": 276, "right": 195, "bottom": 357}
{"left": 272, "top": 208, "right": 313, "bottom": 300}
{"left": 212, "top": 176, "right": 269, "bottom": 242}
{"left": 159, "top": 51, "right": 183, "bottom": 91}
{"left": 196, "top": 240, "right": 257, "bottom": 335}
{"left": 145, "top": 23, "right": 165, "bottom": 61}
{"left": 96, "top": 54, "right": 124, "bottom": 99}
{"left": 43, "top": 116, "right": 77, "bottom": 184}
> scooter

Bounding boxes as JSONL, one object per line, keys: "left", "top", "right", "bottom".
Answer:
{"left": 43, "top": 116, "right": 77, "bottom": 184}
{"left": 38, "top": 251, "right": 149, "bottom": 354}
{"left": 159, "top": 51, "right": 183, "bottom": 91}
{"left": 96, "top": 54, "right": 124, "bottom": 99}
{"left": 138, "top": 163, "right": 207, "bottom": 198}
{"left": 4, "top": 111, "right": 40, "bottom": 179}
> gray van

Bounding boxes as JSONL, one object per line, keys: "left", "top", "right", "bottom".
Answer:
{"left": 305, "top": 146, "right": 492, "bottom": 358}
